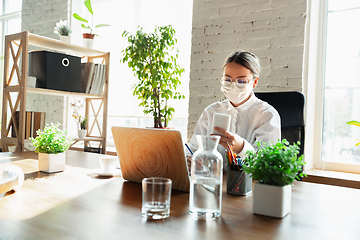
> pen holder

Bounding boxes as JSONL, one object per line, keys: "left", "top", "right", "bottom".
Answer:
{"left": 226, "top": 164, "right": 252, "bottom": 196}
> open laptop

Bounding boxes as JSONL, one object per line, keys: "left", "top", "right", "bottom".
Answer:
{"left": 111, "top": 126, "right": 190, "bottom": 192}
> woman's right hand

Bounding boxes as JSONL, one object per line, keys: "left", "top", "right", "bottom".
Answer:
{"left": 186, "top": 155, "right": 192, "bottom": 175}
{"left": 186, "top": 155, "right": 204, "bottom": 176}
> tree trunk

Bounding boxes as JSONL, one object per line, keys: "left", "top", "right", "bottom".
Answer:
{"left": 153, "top": 87, "right": 162, "bottom": 128}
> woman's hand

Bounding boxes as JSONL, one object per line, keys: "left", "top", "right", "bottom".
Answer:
{"left": 212, "top": 127, "right": 245, "bottom": 153}
{"left": 186, "top": 155, "right": 192, "bottom": 174}
{"left": 186, "top": 155, "right": 204, "bottom": 175}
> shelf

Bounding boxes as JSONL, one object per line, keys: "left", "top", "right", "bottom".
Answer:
{"left": 28, "top": 33, "right": 107, "bottom": 57}
{"left": 1, "top": 31, "right": 109, "bottom": 153}
{"left": 73, "top": 137, "right": 103, "bottom": 142}
{"left": 27, "top": 87, "right": 105, "bottom": 98}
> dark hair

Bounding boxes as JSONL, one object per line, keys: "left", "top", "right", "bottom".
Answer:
{"left": 222, "top": 51, "right": 261, "bottom": 78}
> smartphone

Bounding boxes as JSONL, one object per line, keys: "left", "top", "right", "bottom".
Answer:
{"left": 211, "top": 113, "right": 231, "bottom": 137}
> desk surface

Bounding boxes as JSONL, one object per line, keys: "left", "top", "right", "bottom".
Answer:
{"left": 0, "top": 151, "right": 359, "bottom": 240}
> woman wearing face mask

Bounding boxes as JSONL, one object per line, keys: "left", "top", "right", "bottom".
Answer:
{"left": 187, "top": 51, "right": 281, "bottom": 169}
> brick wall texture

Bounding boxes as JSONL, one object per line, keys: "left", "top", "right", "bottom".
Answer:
{"left": 21, "top": 0, "right": 70, "bottom": 125}
{"left": 19, "top": 0, "right": 307, "bottom": 138}
{"left": 187, "top": 0, "right": 307, "bottom": 140}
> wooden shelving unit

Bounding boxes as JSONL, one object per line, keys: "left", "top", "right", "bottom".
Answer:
{"left": 1, "top": 31, "right": 110, "bottom": 153}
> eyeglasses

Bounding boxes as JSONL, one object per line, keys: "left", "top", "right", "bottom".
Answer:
{"left": 219, "top": 76, "right": 254, "bottom": 88}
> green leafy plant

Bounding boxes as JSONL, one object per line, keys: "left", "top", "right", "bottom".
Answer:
{"left": 121, "top": 25, "right": 185, "bottom": 128}
{"left": 31, "top": 123, "right": 73, "bottom": 154}
{"left": 347, "top": 120, "right": 360, "bottom": 146}
{"left": 243, "top": 139, "right": 306, "bottom": 186}
{"left": 73, "top": 0, "right": 110, "bottom": 36}
{"left": 54, "top": 20, "right": 72, "bottom": 36}
{"left": 80, "top": 116, "right": 88, "bottom": 130}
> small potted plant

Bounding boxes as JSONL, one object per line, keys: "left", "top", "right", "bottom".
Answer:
{"left": 70, "top": 99, "right": 88, "bottom": 138}
{"left": 73, "top": 0, "right": 110, "bottom": 48}
{"left": 78, "top": 116, "right": 88, "bottom": 138}
{"left": 54, "top": 20, "right": 72, "bottom": 44}
{"left": 31, "top": 123, "right": 73, "bottom": 173}
{"left": 243, "top": 139, "right": 306, "bottom": 218}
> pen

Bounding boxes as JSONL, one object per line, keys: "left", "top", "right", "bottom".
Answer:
{"left": 185, "top": 143, "right": 193, "bottom": 155}
{"left": 226, "top": 142, "right": 236, "bottom": 164}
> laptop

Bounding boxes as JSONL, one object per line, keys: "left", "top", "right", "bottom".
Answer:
{"left": 111, "top": 126, "right": 190, "bottom": 192}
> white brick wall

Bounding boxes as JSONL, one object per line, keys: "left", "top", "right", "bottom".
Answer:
{"left": 188, "top": 0, "right": 307, "bottom": 140}
{"left": 22, "top": 0, "right": 70, "bottom": 125}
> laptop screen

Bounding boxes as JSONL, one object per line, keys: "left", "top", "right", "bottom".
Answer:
{"left": 111, "top": 126, "right": 190, "bottom": 192}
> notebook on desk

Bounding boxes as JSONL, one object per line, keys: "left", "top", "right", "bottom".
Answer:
{"left": 111, "top": 126, "right": 190, "bottom": 192}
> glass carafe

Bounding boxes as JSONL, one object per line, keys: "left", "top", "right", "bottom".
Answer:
{"left": 189, "top": 135, "right": 223, "bottom": 219}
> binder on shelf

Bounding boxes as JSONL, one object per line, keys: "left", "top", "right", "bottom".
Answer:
{"left": 11, "top": 111, "right": 46, "bottom": 138}
{"left": 11, "top": 111, "right": 20, "bottom": 138}
{"left": 91, "top": 64, "right": 101, "bottom": 95}
{"left": 26, "top": 112, "right": 34, "bottom": 139}
{"left": 88, "top": 64, "right": 99, "bottom": 94}
{"left": 88, "top": 64, "right": 106, "bottom": 95}
{"left": 96, "top": 65, "right": 106, "bottom": 95}
{"left": 33, "top": 112, "right": 46, "bottom": 137}
{"left": 81, "top": 62, "right": 96, "bottom": 94}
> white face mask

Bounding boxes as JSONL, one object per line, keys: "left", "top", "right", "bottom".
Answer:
{"left": 221, "top": 83, "right": 253, "bottom": 105}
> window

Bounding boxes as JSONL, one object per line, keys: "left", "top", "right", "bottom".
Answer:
{"left": 305, "top": 0, "right": 360, "bottom": 173}
{"left": 70, "top": 0, "right": 193, "bottom": 151}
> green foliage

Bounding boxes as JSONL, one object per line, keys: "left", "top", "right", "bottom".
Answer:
{"left": 347, "top": 120, "right": 360, "bottom": 146}
{"left": 54, "top": 20, "right": 72, "bottom": 36}
{"left": 73, "top": 0, "right": 110, "bottom": 35}
{"left": 31, "top": 123, "right": 73, "bottom": 154}
{"left": 243, "top": 139, "right": 306, "bottom": 186}
{"left": 80, "top": 116, "right": 88, "bottom": 130}
{"left": 121, "top": 25, "right": 185, "bottom": 128}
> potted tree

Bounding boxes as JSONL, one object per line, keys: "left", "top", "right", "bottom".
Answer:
{"left": 73, "top": 0, "right": 110, "bottom": 48}
{"left": 243, "top": 139, "right": 306, "bottom": 218}
{"left": 121, "top": 25, "right": 185, "bottom": 128}
{"left": 31, "top": 123, "right": 73, "bottom": 173}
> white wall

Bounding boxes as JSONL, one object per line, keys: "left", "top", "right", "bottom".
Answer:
{"left": 187, "top": 0, "right": 307, "bottom": 140}
{"left": 21, "top": 0, "right": 70, "bottom": 126}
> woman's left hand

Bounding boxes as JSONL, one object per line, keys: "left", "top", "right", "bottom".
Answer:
{"left": 212, "top": 127, "right": 244, "bottom": 153}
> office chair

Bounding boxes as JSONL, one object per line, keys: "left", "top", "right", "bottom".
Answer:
{"left": 255, "top": 91, "right": 305, "bottom": 155}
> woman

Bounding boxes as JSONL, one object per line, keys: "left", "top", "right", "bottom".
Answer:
{"left": 187, "top": 51, "right": 281, "bottom": 168}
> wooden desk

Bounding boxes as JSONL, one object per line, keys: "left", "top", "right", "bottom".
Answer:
{"left": 0, "top": 151, "right": 359, "bottom": 240}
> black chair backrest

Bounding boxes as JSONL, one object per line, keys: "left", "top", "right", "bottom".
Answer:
{"left": 255, "top": 91, "right": 305, "bottom": 155}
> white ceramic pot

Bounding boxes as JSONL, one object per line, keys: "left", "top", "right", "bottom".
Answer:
{"left": 78, "top": 129, "right": 87, "bottom": 138}
{"left": 60, "top": 35, "right": 71, "bottom": 44}
{"left": 82, "top": 38, "right": 94, "bottom": 48}
{"left": 38, "top": 152, "right": 66, "bottom": 173}
{"left": 252, "top": 182, "right": 292, "bottom": 218}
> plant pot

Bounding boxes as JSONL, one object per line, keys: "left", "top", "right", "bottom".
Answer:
{"left": 82, "top": 33, "right": 95, "bottom": 48}
{"left": 78, "top": 129, "right": 87, "bottom": 138}
{"left": 60, "top": 35, "right": 71, "bottom": 44}
{"left": 252, "top": 182, "right": 291, "bottom": 218}
{"left": 38, "top": 152, "right": 66, "bottom": 173}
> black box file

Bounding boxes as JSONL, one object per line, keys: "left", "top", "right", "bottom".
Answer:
{"left": 28, "top": 51, "right": 81, "bottom": 92}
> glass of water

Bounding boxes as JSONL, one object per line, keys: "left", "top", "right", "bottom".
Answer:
{"left": 142, "top": 177, "right": 172, "bottom": 220}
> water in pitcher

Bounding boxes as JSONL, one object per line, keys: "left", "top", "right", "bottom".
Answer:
{"left": 189, "top": 177, "right": 222, "bottom": 219}
{"left": 189, "top": 135, "right": 223, "bottom": 219}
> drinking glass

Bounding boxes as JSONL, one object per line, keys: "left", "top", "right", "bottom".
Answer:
{"left": 142, "top": 177, "right": 172, "bottom": 220}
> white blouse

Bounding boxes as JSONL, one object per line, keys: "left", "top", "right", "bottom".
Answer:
{"left": 188, "top": 92, "right": 281, "bottom": 163}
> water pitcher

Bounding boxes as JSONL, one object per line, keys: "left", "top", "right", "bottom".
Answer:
{"left": 189, "top": 135, "right": 223, "bottom": 219}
